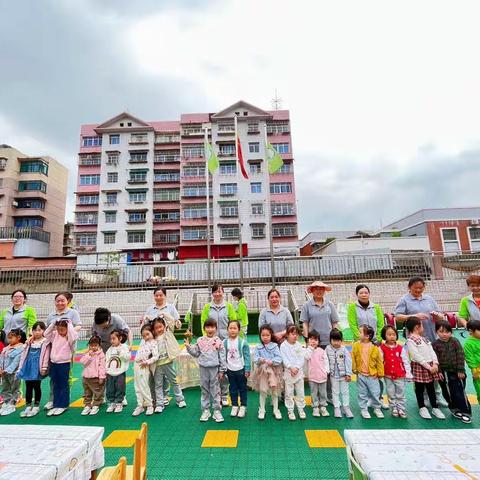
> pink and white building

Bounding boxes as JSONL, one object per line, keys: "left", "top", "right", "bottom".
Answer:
{"left": 74, "top": 101, "right": 299, "bottom": 261}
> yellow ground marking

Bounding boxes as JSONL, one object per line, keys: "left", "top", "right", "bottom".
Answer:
{"left": 350, "top": 374, "right": 357, "bottom": 382}
{"left": 70, "top": 398, "right": 85, "bottom": 408}
{"left": 304, "top": 396, "right": 312, "bottom": 406}
{"left": 201, "top": 430, "right": 239, "bottom": 448}
{"left": 126, "top": 376, "right": 133, "bottom": 384}
{"left": 103, "top": 429, "right": 140, "bottom": 448}
{"left": 16, "top": 399, "right": 25, "bottom": 408}
{"left": 305, "top": 430, "right": 346, "bottom": 448}
{"left": 467, "top": 394, "right": 478, "bottom": 405}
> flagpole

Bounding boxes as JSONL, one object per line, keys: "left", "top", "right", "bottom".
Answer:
{"left": 263, "top": 123, "right": 276, "bottom": 287}
{"left": 234, "top": 114, "right": 244, "bottom": 289}
{"left": 204, "top": 128, "right": 212, "bottom": 291}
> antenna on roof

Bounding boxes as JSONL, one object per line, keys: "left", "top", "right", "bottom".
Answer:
{"left": 271, "top": 89, "right": 283, "bottom": 110}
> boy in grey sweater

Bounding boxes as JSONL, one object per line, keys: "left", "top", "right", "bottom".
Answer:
{"left": 185, "top": 319, "right": 227, "bottom": 422}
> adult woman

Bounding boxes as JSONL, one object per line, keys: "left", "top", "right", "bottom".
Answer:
{"left": 457, "top": 274, "right": 480, "bottom": 328}
{"left": 347, "top": 284, "right": 384, "bottom": 342}
{"left": 300, "top": 281, "right": 339, "bottom": 347}
{"left": 45, "top": 292, "right": 81, "bottom": 332}
{"left": 258, "top": 288, "right": 294, "bottom": 344}
{"left": 231, "top": 287, "right": 248, "bottom": 337}
{"left": 0, "top": 289, "right": 37, "bottom": 338}
{"left": 143, "top": 287, "right": 181, "bottom": 329}
{"left": 394, "top": 277, "right": 444, "bottom": 343}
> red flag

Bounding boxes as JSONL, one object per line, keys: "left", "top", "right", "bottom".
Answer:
{"left": 236, "top": 135, "right": 249, "bottom": 179}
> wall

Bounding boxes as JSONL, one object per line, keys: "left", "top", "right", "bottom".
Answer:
{"left": 427, "top": 220, "right": 477, "bottom": 252}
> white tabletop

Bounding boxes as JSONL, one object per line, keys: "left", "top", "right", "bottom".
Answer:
{"left": 0, "top": 425, "right": 105, "bottom": 480}
{"left": 344, "top": 429, "right": 480, "bottom": 480}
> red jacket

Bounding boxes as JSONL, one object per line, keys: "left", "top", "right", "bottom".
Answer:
{"left": 380, "top": 343, "right": 406, "bottom": 379}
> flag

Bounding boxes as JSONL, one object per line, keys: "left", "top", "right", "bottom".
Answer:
{"left": 266, "top": 142, "right": 284, "bottom": 174}
{"left": 236, "top": 136, "right": 249, "bottom": 179}
{"left": 204, "top": 141, "right": 219, "bottom": 173}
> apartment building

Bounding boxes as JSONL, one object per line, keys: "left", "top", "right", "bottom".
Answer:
{"left": 74, "top": 101, "right": 299, "bottom": 260}
{"left": 0, "top": 145, "right": 68, "bottom": 257}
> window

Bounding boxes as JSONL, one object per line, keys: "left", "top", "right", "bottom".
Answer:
{"left": 154, "top": 172, "right": 180, "bottom": 182}
{"left": 153, "top": 233, "right": 180, "bottom": 243}
{"left": 183, "top": 205, "right": 208, "bottom": 219}
{"left": 105, "top": 211, "right": 116, "bottom": 223}
{"left": 129, "top": 191, "right": 147, "bottom": 202}
{"left": 128, "top": 212, "right": 146, "bottom": 223}
{"left": 75, "top": 212, "right": 98, "bottom": 225}
{"left": 220, "top": 226, "right": 239, "bottom": 239}
{"left": 17, "top": 199, "right": 45, "bottom": 209}
{"left": 154, "top": 189, "right": 180, "bottom": 201}
{"left": 183, "top": 165, "right": 205, "bottom": 177}
{"left": 155, "top": 151, "right": 181, "bottom": 163}
{"left": 183, "top": 228, "right": 207, "bottom": 241}
{"left": 130, "top": 133, "right": 148, "bottom": 143}
{"left": 79, "top": 154, "right": 101, "bottom": 166}
{"left": 270, "top": 182, "right": 292, "bottom": 194}
{"left": 220, "top": 202, "right": 238, "bottom": 217}
{"left": 154, "top": 211, "right": 180, "bottom": 222}
{"left": 266, "top": 121, "right": 290, "bottom": 134}
{"left": 75, "top": 233, "right": 96, "bottom": 246}
{"left": 219, "top": 144, "right": 235, "bottom": 155}
{"left": 104, "top": 232, "right": 116, "bottom": 244}
{"left": 272, "top": 143, "right": 289, "bottom": 154}
{"left": 14, "top": 217, "right": 44, "bottom": 228}
{"left": 183, "top": 185, "right": 208, "bottom": 197}
{"left": 249, "top": 142, "right": 260, "bottom": 153}
{"left": 155, "top": 134, "right": 180, "bottom": 144}
{"left": 250, "top": 182, "right": 262, "bottom": 194}
{"left": 272, "top": 223, "right": 297, "bottom": 237}
{"left": 107, "top": 172, "right": 118, "bottom": 183}
{"left": 183, "top": 145, "right": 204, "bottom": 158}
{"left": 18, "top": 181, "right": 47, "bottom": 192}
{"left": 220, "top": 183, "right": 237, "bottom": 196}
{"left": 129, "top": 170, "right": 148, "bottom": 183}
{"left": 109, "top": 134, "right": 120, "bottom": 145}
{"left": 79, "top": 194, "right": 99, "bottom": 205}
{"left": 249, "top": 162, "right": 262, "bottom": 174}
{"left": 127, "top": 231, "right": 146, "bottom": 243}
{"left": 469, "top": 227, "right": 480, "bottom": 252}
{"left": 82, "top": 136, "right": 102, "bottom": 147}
{"left": 129, "top": 152, "right": 148, "bottom": 163}
{"left": 251, "top": 224, "right": 266, "bottom": 238}
{"left": 20, "top": 161, "right": 48, "bottom": 175}
{"left": 79, "top": 174, "right": 100, "bottom": 185}
{"left": 219, "top": 163, "right": 236, "bottom": 175}
{"left": 441, "top": 228, "right": 460, "bottom": 255}
{"left": 251, "top": 203, "right": 264, "bottom": 215}
{"left": 218, "top": 123, "right": 235, "bottom": 133}
{"left": 106, "top": 192, "right": 118, "bottom": 204}
{"left": 247, "top": 122, "right": 259, "bottom": 133}
{"left": 182, "top": 124, "right": 203, "bottom": 135}
{"left": 107, "top": 153, "right": 119, "bottom": 165}
{"left": 271, "top": 203, "right": 294, "bottom": 216}
{"left": 278, "top": 162, "right": 292, "bottom": 174}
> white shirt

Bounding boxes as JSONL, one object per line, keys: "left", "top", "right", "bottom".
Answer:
{"left": 226, "top": 338, "right": 244, "bottom": 371}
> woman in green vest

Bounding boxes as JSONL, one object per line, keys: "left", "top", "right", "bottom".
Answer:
{"left": 231, "top": 287, "right": 248, "bottom": 337}
{"left": 0, "top": 289, "right": 37, "bottom": 339}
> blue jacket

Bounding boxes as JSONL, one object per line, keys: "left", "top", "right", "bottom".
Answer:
{"left": 253, "top": 342, "right": 282, "bottom": 366}
{"left": 0, "top": 344, "right": 24, "bottom": 374}
{"left": 223, "top": 337, "right": 251, "bottom": 372}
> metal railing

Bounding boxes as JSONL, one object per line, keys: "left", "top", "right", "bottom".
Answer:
{"left": 0, "top": 227, "right": 50, "bottom": 243}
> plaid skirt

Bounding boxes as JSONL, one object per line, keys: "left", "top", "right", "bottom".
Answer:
{"left": 411, "top": 361, "right": 440, "bottom": 383}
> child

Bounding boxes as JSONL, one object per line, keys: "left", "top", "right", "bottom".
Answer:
{"left": 325, "top": 329, "right": 353, "bottom": 418}
{"left": 0, "top": 329, "right": 5, "bottom": 353}
{"left": 406, "top": 316, "right": 445, "bottom": 419}
{"left": 223, "top": 320, "right": 250, "bottom": 418}
{"left": 185, "top": 319, "right": 226, "bottom": 423}
{"left": 380, "top": 325, "right": 410, "bottom": 418}
{"left": 17, "top": 321, "right": 49, "bottom": 417}
{"left": 151, "top": 314, "right": 186, "bottom": 413}
{"left": 433, "top": 320, "right": 471, "bottom": 423}
{"left": 464, "top": 320, "right": 480, "bottom": 405}
{"left": 0, "top": 328, "right": 26, "bottom": 416}
{"left": 132, "top": 324, "right": 159, "bottom": 416}
{"left": 80, "top": 335, "right": 106, "bottom": 416}
{"left": 105, "top": 330, "right": 130, "bottom": 413}
{"left": 352, "top": 325, "right": 385, "bottom": 419}
{"left": 280, "top": 325, "right": 307, "bottom": 420}
{"left": 304, "top": 330, "right": 330, "bottom": 417}
{"left": 44, "top": 318, "right": 78, "bottom": 416}
{"left": 251, "top": 325, "right": 283, "bottom": 420}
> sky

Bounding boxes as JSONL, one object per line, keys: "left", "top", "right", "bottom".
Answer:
{"left": 2, "top": 0, "right": 480, "bottom": 237}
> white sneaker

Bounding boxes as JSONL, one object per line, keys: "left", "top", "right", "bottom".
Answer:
{"left": 122, "top": 397, "right": 128, "bottom": 406}
{"left": 177, "top": 400, "right": 187, "bottom": 408}
{"left": 54, "top": 408, "right": 66, "bottom": 416}
{"left": 221, "top": 397, "right": 229, "bottom": 407}
{"left": 89, "top": 406, "right": 99, "bottom": 415}
{"left": 200, "top": 409, "right": 211, "bottom": 422}
{"left": 114, "top": 404, "right": 123, "bottom": 413}
{"left": 361, "top": 409, "right": 371, "bottom": 419}
{"left": 81, "top": 406, "right": 92, "bottom": 416}
{"left": 154, "top": 406, "right": 164, "bottom": 414}
{"left": 343, "top": 406, "right": 354, "bottom": 418}
{"left": 213, "top": 410, "right": 224, "bottom": 423}
{"left": 320, "top": 406, "right": 330, "bottom": 417}
{"left": 28, "top": 406, "right": 40, "bottom": 417}
{"left": 288, "top": 411, "right": 296, "bottom": 421}
{"left": 419, "top": 407, "right": 432, "bottom": 419}
{"left": 398, "top": 410, "right": 407, "bottom": 418}
{"left": 334, "top": 407, "right": 342, "bottom": 418}
{"left": 146, "top": 406, "right": 154, "bottom": 416}
{"left": 0, "top": 404, "right": 15, "bottom": 416}
{"left": 298, "top": 409, "right": 306, "bottom": 419}
{"left": 106, "top": 403, "right": 116, "bottom": 413}
{"left": 163, "top": 398, "right": 170, "bottom": 406}
{"left": 312, "top": 407, "right": 320, "bottom": 417}
{"left": 44, "top": 401, "right": 54, "bottom": 411}
{"left": 381, "top": 398, "right": 390, "bottom": 410}
{"left": 273, "top": 409, "right": 282, "bottom": 420}
{"left": 258, "top": 409, "right": 265, "bottom": 420}
{"left": 47, "top": 408, "right": 58, "bottom": 417}
{"left": 237, "top": 406, "right": 246, "bottom": 418}
{"left": 20, "top": 406, "right": 32, "bottom": 418}
{"left": 230, "top": 406, "right": 239, "bottom": 417}
{"left": 431, "top": 408, "right": 446, "bottom": 419}
{"left": 373, "top": 408, "right": 384, "bottom": 419}
{"left": 132, "top": 406, "right": 145, "bottom": 417}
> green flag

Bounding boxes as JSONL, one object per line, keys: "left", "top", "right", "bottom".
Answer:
{"left": 266, "top": 142, "right": 284, "bottom": 174}
{"left": 205, "top": 141, "right": 219, "bottom": 173}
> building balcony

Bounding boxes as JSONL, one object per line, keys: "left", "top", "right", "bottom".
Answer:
{"left": 127, "top": 220, "right": 147, "bottom": 225}
{"left": 154, "top": 154, "right": 181, "bottom": 163}
{"left": 181, "top": 128, "right": 204, "bottom": 137}
{"left": 153, "top": 222, "right": 181, "bottom": 231}
{"left": 217, "top": 126, "right": 235, "bottom": 135}
{"left": 74, "top": 245, "right": 97, "bottom": 252}
{"left": 12, "top": 208, "right": 46, "bottom": 218}
{"left": 0, "top": 227, "right": 50, "bottom": 243}
{"left": 155, "top": 135, "right": 180, "bottom": 144}
{"left": 153, "top": 233, "right": 180, "bottom": 245}
{"left": 128, "top": 178, "right": 148, "bottom": 184}
{"left": 15, "top": 190, "right": 48, "bottom": 200}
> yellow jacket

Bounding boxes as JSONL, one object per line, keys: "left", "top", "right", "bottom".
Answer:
{"left": 351, "top": 342, "right": 384, "bottom": 377}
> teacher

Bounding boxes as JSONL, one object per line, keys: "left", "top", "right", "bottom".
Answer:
{"left": 0, "top": 289, "right": 37, "bottom": 338}
{"left": 258, "top": 288, "right": 294, "bottom": 343}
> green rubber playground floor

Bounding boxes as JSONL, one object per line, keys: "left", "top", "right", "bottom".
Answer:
{"left": 0, "top": 331, "right": 478, "bottom": 480}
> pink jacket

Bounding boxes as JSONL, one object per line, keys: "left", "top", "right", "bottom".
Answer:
{"left": 305, "top": 346, "right": 330, "bottom": 383}
{"left": 80, "top": 349, "right": 106, "bottom": 379}
{"left": 44, "top": 320, "right": 78, "bottom": 364}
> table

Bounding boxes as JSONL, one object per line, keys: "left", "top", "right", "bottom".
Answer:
{"left": 344, "top": 429, "right": 480, "bottom": 479}
{"left": 0, "top": 425, "right": 105, "bottom": 480}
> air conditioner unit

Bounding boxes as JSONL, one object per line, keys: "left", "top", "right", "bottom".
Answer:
{"left": 471, "top": 219, "right": 479, "bottom": 225}
{"left": 12, "top": 201, "right": 18, "bottom": 207}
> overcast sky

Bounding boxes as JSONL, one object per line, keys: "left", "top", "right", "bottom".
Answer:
{"left": 2, "top": 0, "right": 480, "bottom": 237}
